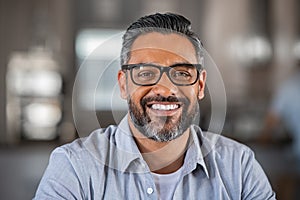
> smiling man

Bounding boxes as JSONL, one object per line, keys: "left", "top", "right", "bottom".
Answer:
{"left": 34, "top": 13, "right": 276, "bottom": 199}
{"left": 118, "top": 31, "right": 205, "bottom": 175}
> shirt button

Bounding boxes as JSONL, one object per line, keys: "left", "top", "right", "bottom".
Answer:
{"left": 147, "top": 187, "right": 154, "bottom": 194}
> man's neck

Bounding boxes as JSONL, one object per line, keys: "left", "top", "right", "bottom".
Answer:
{"left": 128, "top": 118, "right": 190, "bottom": 174}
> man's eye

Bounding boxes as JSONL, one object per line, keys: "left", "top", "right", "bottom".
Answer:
{"left": 173, "top": 71, "right": 191, "bottom": 78}
{"left": 137, "top": 71, "right": 155, "bottom": 78}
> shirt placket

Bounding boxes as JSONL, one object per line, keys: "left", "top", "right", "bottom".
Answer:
{"left": 144, "top": 172, "right": 158, "bottom": 200}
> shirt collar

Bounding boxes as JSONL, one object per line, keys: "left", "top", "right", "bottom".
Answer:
{"left": 115, "top": 115, "right": 210, "bottom": 177}
{"left": 114, "top": 114, "right": 147, "bottom": 173}
{"left": 182, "top": 125, "right": 210, "bottom": 178}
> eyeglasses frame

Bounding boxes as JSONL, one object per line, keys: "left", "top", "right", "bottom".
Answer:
{"left": 121, "top": 63, "right": 203, "bottom": 86}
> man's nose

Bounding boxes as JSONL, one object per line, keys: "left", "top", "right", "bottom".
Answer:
{"left": 151, "top": 73, "right": 178, "bottom": 96}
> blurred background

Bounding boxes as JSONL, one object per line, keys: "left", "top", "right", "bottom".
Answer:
{"left": 1, "top": 0, "right": 300, "bottom": 199}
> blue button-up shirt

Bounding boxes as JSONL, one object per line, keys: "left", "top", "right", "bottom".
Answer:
{"left": 34, "top": 115, "right": 276, "bottom": 199}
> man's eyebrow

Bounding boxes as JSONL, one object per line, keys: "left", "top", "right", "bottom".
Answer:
{"left": 171, "top": 62, "right": 193, "bottom": 65}
{"left": 138, "top": 62, "right": 194, "bottom": 66}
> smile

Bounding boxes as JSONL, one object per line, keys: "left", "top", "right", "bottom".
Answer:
{"left": 151, "top": 104, "right": 179, "bottom": 111}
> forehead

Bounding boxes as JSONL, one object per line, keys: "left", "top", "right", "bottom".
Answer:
{"left": 129, "top": 32, "right": 198, "bottom": 64}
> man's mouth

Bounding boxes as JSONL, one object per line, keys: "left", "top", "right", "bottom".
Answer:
{"left": 149, "top": 103, "right": 180, "bottom": 111}
{"left": 141, "top": 96, "right": 184, "bottom": 116}
{"left": 145, "top": 102, "right": 181, "bottom": 116}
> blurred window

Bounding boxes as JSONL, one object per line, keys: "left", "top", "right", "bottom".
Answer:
{"left": 75, "top": 29, "right": 127, "bottom": 110}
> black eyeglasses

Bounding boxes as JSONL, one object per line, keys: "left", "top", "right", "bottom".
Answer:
{"left": 121, "top": 63, "right": 203, "bottom": 86}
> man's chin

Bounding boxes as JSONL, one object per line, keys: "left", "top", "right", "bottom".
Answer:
{"left": 132, "top": 114, "right": 186, "bottom": 142}
{"left": 146, "top": 125, "right": 184, "bottom": 142}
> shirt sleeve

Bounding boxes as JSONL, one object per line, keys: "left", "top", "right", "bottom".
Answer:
{"left": 241, "top": 149, "right": 276, "bottom": 200}
{"left": 33, "top": 147, "right": 84, "bottom": 199}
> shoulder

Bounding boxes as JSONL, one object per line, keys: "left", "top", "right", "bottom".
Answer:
{"left": 51, "top": 123, "right": 138, "bottom": 173}
{"left": 34, "top": 126, "right": 120, "bottom": 199}
{"left": 57, "top": 125, "right": 119, "bottom": 160}
{"left": 45, "top": 125, "right": 120, "bottom": 172}
{"left": 198, "top": 130, "right": 260, "bottom": 175}
{"left": 204, "top": 132, "right": 276, "bottom": 199}
{"left": 200, "top": 130, "right": 253, "bottom": 157}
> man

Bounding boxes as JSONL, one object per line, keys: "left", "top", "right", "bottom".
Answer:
{"left": 34, "top": 13, "right": 275, "bottom": 199}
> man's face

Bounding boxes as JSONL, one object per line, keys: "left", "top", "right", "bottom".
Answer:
{"left": 118, "top": 32, "right": 206, "bottom": 142}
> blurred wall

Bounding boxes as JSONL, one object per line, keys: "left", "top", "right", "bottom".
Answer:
{"left": 0, "top": 0, "right": 75, "bottom": 144}
{"left": 0, "top": 1, "right": 300, "bottom": 199}
{"left": 72, "top": 0, "right": 300, "bottom": 140}
{"left": 0, "top": 0, "right": 299, "bottom": 142}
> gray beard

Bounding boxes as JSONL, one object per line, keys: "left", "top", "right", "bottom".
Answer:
{"left": 128, "top": 97, "right": 200, "bottom": 142}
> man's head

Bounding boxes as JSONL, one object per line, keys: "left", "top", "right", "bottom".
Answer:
{"left": 118, "top": 13, "right": 206, "bottom": 142}
{"left": 120, "top": 12, "right": 204, "bottom": 65}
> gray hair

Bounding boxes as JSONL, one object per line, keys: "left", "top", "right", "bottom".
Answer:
{"left": 120, "top": 12, "right": 204, "bottom": 65}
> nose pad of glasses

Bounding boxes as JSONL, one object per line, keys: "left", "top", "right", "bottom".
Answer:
{"left": 159, "top": 71, "right": 173, "bottom": 84}
{"left": 152, "top": 73, "right": 178, "bottom": 95}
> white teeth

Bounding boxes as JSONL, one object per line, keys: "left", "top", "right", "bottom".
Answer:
{"left": 151, "top": 104, "right": 179, "bottom": 110}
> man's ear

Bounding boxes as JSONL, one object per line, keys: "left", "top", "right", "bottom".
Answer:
{"left": 118, "top": 70, "right": 128, "bottom": 99}
{"left": 198, "top": 70, "right": 206, "bottom": 100}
